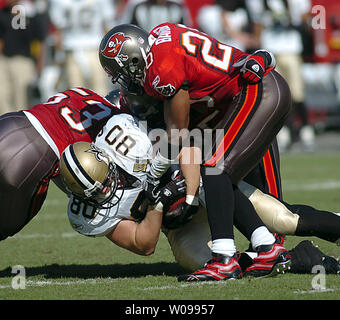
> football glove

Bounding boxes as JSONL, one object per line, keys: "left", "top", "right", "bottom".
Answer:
{"left": 130, "top": 190, "right": 150, "bottom": 222}
{"left": 154, "top": 170, "right": 186, "bottom": 214}
{"left": 233, "top": 50, "right": 276, "bottom": 84}
{"left": 144, "top": 174, "right": 161, "bottom": 204}
{"left": 162, "top": 197, "right": 199, "bottom": 229}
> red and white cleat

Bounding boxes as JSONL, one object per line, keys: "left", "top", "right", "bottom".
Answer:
{"left": 177, "top": 253, "right": 242, "bottom": 282}
{"left": 243, "top": 240, "right": 291, "bottom": 278}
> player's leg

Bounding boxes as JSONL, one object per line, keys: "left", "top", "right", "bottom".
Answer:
{"left": 244, "top": 138, "right": 282, "bottom": 200}
{"left": 189, "top": 165, "right": 242, "bottom": 280}
{"left": 242, "top": 140, "right": 286, "bottom": 244}
{"left": 165, "top": 205, "right": 212, "bottom": 272}
{"left": 204, "top": 71, "right": 291, "bottom": 183}
{"left": 285, "top": 202, "right": 340, "bottom": 244}
{"left": 0, "top": 112, "right": 58, "bottom": 240}
{"left": 66, "top": 52, "right": 85, "bottom": 88}
{"left": 178, "top": 171, "right": 288, "bottom": 280}
{"left": 0, "top": 55, "right": 13, "bottom": 114}
{"left": 9, "top": 56, "right": 35, "bottom": 111}
{"left": 238, "top": 181, "right": 340, "bottom": 244}
{"left": 178, "top": 71, "right": 292, "bottom": 281}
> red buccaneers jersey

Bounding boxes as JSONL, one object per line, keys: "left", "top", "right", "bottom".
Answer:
{"left": 143, "top": 23, "right": 248, "bottom": 104}
{"left": 26, "top": 88, "right": 126, "bottom": 156}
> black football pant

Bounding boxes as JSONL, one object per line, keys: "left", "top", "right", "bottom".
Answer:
{"left": 202, "top": 71, "right": 292, "bottom": 243}
{"left": 0, "top": 112, "right": 58, "bottom": 240}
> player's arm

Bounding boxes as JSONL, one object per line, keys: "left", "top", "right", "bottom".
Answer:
{"left": 161, "top": 148, "right": 201, "bottom": 230}
{"left": 106, "top": 208, "right": 163, "bottom": 256}
{"left": 107, "top": 172, "right": 187, "bottom": 254}
{"left": 178, "top": 146, "right": 201, "bottom": 198}
{"left": 164, "top": 89, "right": 191, "bottom": 135}
{"left": 150, "top": 89, "right": 191, "bottom": 174}
{"left": 163, "top": 89, "right": 191, "bottom": 161}
{"left": 145, "top": 89, "right": 191, "bottom": 199}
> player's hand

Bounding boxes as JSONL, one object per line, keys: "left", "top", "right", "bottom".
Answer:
{"left": 162, "top": 199, "right": 199, "bottom": 229}
{"left": 240, "top": 54, "right": 266, "bottom": 83}
{"left": 154, "top": 170, "right": 186, "bottom": 213}
{"left": 144, "top": 174, "right": 161, "bottom": 204}
{"left": 233, "top": 50, "right": 276, "bottom": 84}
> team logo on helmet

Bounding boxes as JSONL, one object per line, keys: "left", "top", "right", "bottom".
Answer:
{"left": 101, "top": 32, "right": 131, "bottom": 60}
{"left": 86, "top": 144, "right": 109, "bottom": 164}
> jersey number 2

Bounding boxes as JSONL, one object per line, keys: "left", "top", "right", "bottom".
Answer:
{"left": 180, "top": 30, "right": 233, "bottom": 73}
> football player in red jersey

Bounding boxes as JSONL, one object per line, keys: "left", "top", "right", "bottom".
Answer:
{"left": 99, "top": 23, "right": 293, "bottom": 281}
{"left": 122, "top": 87, "right": 340, "bottom": 247}
{"left": 0, "top": 87, "right": 127, "bottom": 241}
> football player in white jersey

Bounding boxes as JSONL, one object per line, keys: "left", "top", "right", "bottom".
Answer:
{"left": 49, "top": 0, "right": 116, "bottom": 95}
{"left": 60, "top": 113, "right": 192, "bottom": 255}
{"left": 60, "top": 111, "right": 286, "bottom": 273}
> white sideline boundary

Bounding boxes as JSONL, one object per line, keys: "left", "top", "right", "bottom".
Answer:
{"left": 284, "top": 180, "right": 340, "bottom": 191}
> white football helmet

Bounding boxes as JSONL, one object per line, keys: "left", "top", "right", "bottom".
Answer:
{"left": 59, "top": 141, "right": 121, "bottom": 209}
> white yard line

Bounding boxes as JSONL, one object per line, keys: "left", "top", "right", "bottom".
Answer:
{"left": 1, "top": 276, "right": 339, "bottom": 296}
{"left": 293, "top": 287, "right": 340, "bottom": 294}
{"left": 0, "top": 277, "right": 229, "bottom": 290}
{"left": 140, "top": 280, "right": 238, "bottom": 291}
{"left": 10, "top": 232, "right": 78, "bottom": 239}
{"left": 0, "top": 278, "right": 120, "bottom": 289}
{"left": 284, "top": 180, "right": 340, "bottom": 191}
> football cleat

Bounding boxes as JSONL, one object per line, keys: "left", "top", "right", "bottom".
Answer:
{"left": 273, "top": 233, "right": 286, "bottom": 246}
{"left": 177, "top": 253, "right": 242, "bottom": 282}
{"left": 289, "top": 240, "right": 340, "bottom": 274}
{"left": 243, "top": 240, "right": 291, "bottom": 278}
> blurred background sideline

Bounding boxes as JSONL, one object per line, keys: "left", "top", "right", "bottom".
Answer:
{"left": 0, "top": 0, "right": 339, "bottom": 153}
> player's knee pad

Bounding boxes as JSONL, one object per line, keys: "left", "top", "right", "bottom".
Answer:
{"left": 164, "top": 206, "right": 211, "bottom": 271}
{"left": 239, "top": 181, "right": 299, "bottom": 234}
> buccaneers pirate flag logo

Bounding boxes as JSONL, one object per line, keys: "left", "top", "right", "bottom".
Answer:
{"left": 101, "top": 32, "right": 131, "bottom": 60}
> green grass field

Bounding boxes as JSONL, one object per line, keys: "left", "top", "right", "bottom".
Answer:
{"left": 0, "top": 152, "right": 339, "bottom": 303}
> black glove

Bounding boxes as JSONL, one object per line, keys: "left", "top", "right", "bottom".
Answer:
{"left": 154, "top": 170, "right": 186, "bottom": 213}
{"left": 163, "top": 200, "right": 199, "bottom": 229}
{"left": 130, "top": 190, "right": 150, "bottom": 222}
{"left": 144, "top": 174, "right": 161, "bottom": 204}
{"left": 233, "top": 50, "right": 276, "bottom": 83}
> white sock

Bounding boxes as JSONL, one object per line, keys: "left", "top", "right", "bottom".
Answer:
{"left": 211, "top": 238, "right": 236, "bottom": 257}
{"left": 251, "top": 226, "right": 275, "bottom": 250}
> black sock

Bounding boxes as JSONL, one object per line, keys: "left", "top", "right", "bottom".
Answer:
{"left": 285, "top": 202, "right": 340, "bottom": 243}
{"left": 201, "top": 167, "right": 234, "bottom": 240}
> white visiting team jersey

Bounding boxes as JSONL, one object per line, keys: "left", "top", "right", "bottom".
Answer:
{"left": 49, "top": 0, "right": 116, "bottom": 50}
{"left": 67, "top": 114, "right": 153, "bottom": 237}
